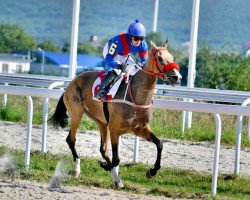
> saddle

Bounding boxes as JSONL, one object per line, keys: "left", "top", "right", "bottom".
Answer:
{"left": 92, "top": 64, "right": 140, "bottom": 102}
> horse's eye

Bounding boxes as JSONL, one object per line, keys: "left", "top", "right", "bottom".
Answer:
{"left": 158, "top": 57, "right": 163, "bottom": 62}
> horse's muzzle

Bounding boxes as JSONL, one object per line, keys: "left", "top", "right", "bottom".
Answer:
{"left": 168, "top": 70, "right": 182, "bottom": 85}
{"left": 171, "top": 74, "right": 182, "bottom": 84}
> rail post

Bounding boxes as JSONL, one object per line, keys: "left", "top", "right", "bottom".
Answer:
{"left": 41, "top": 81, "right": 64, "bottom": 153}
{"left": 234, "top": 98, "right": 250, "bottom": 174}
{"left": 211, "top": 114, "right": 222, "bottom": 195}
{"left": 24, "top": 96, "right": 33, "bottom": 169}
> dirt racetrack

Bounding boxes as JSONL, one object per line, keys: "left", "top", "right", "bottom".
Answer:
{"left": 0, "top": 121, "right": 249, "bottom": 199}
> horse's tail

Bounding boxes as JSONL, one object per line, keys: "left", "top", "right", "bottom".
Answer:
{"left": 50, "top": 93, "right": 69, "bottom": 129}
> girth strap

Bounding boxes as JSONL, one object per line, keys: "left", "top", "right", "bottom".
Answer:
{"left": 103, "top": 102, "right": 109, "bottom": 123}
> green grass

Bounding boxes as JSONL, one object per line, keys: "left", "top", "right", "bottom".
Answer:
{"left": 150, "top": 109, "right": 250, "bottom": 148}
{"left": 0, "top": 146, "right": 249, "bottom": 200}
{"left": 1, "top": 95, "right": 250, "bottom": 148}
{"left": 0, "top": 96, "right": 43, "bottom": 124}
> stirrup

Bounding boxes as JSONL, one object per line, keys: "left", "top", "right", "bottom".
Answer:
{"left": 95, "top": 90, "right": 107, "bottom": 101}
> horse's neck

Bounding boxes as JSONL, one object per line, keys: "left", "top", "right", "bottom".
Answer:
{"left": 131, "top": 54, "right": 157, "bottom": 105}
{"left": 141, "top": 54, "right": 157, "bottom": 90}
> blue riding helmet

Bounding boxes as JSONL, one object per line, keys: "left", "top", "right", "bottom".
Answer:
{"left": 127, "top": 19, "right": 146, "bottom": 37}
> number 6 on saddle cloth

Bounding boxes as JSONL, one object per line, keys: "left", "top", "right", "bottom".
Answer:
{"left": 92, "top": 58, "right": 139, "bottom": 102}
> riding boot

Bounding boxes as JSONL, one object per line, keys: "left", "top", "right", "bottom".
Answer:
{"left": 94, "top": 70, "right": 117, "bottom": 100}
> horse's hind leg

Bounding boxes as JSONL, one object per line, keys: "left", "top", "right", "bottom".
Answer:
{"left": 133, "top": 124, "right": 163, "bottom": 178}
{"left": 66, "top": 108, "right": 84, "bottom": 178}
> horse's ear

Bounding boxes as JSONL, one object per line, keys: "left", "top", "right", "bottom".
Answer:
{"left": 150, "top": 40, "right": 157, "bottom": 49}
{"left": 163, "top": 38, "right": 168, "bottom": 48}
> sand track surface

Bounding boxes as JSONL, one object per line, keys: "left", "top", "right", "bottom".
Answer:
{"left": 0, "top": 121, "right": 249, "bottom": 199}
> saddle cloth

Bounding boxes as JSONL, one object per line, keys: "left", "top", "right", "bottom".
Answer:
{"left": 92, "top": 64, "right": 140, "bottom": 101}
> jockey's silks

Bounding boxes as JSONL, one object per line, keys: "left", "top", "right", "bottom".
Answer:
{"left": 105, "top": 33, "right": 148, "bottom": 68}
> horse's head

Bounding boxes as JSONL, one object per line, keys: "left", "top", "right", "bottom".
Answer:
{"left": 150, "top": 40, "right": 182, "bottom": 86}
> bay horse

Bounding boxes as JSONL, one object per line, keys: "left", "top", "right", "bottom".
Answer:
{"left": 50, "top": 41, "right": 182, "bottom": 187}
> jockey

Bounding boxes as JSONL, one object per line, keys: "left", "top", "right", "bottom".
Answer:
{"left": 95, "top": 19, "right": 148, "bottom": 101}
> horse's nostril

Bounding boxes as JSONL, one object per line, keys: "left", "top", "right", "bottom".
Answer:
{"left": 171, "top": 75, "right": 178, "bottom": 81}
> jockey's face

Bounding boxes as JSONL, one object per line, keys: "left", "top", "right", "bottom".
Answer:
{"left": 131, "top": 36, "right": 144, "bottom": 47}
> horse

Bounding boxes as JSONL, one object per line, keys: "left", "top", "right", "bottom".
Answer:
{"left": 50, "top": 40, "right": 182, "bottom": 187}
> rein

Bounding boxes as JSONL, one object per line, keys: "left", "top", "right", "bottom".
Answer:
{"left": 128, "top": 78, "right": 152, "bottom": 109}
{"left": 127, "top": 48, "right": 180, "bottom": 108}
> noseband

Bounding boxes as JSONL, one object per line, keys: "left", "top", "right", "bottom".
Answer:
{"left": 140, "top": 48, "right": 180, "bottom": 80}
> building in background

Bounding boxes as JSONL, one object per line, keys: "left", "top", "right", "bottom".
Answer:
{"left": 30, "top": 51, "right": 104, "bottom": 76}
{"left": 0, "top": 54, "right": 31, "bottom": 73}
{"left": 0, "top": 51, "right": 105, "bottom": 76}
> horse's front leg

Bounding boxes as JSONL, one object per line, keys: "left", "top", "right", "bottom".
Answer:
{"left": 99, "top": 131, "right": 120, "bottom": 171}
{"left": 110, "top": 133, "right": 123, "bottom": 188}
{"left": 66, "top": 112, "right": 83, "bottom": 178}
{"left": 98, "top": 124, "right": 112, "bottom": 171}
{"left": 99, "top": 129, "right": 123, "bottom": 187}
{"left": 146, "top": 133, "right": 163, "bottom": 178}
{"left": 133, "top": 124, "right": 163, "bottom": 178}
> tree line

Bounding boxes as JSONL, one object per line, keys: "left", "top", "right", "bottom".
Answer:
{"left": 0, "top": 24, "right": 101, "bottom": 55}
{"left": 0, "top": 24, "right": 249, "bottom": 91}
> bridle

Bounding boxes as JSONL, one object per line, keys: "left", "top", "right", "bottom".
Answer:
{"left": 128, "top": 48, "right": 180, "bottom": 108}
{"left": 139, "top": 48, "right": 180, "bottom": 80}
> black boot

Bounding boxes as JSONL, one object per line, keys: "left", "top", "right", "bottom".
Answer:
{"left": 94, "top": 71, "right": 117, "bottom": 100}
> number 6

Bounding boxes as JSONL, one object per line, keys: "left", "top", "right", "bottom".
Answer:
{"left": 108, "top": 43, "right": 118, "bottom": 55}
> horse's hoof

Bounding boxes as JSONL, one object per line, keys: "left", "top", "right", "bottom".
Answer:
{"left": 146, "top": 170, "right": 153, "bottom": 179}
{"left": 98, "top": 161, "right": 110, "bottom": 171}
{"left": 98, "top": 160, "right": 105, "bottom": 166}
{"left": 114, "top": 180, "right": 124, "bottom": 188}
{"left": 72, "top": 169, "right": 80, "bottom": 178}
{"left": 146, "top": 169, "right": 156, "bottom": 179}
{"left": 72, "top": 158, "right": 80, "bottom": 178}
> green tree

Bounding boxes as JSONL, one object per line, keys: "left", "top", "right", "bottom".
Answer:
{"left": 77, "top": 43, "right": 101, "bottom": 56}
{"left": 194, "top": 44, "right": 250, "bottom": 91}
{"left": 195, "top": 44, "right": 215, "bottom": 88}
{"left": 37, "top": 40, "right": 60, "bottom": 52}
{"left": 234, "top": 57, "right": 250, "bottom": 91}
{"left": 178, "top": 56, "right": 189, "bottom": 86}
{"left": 61, "top": 42, "right": 70, "bottom": 53}
{"left": 146, "top": 32, "right": 183, "bottom": 60}
{"left": 146, "top": 32, "right": 164, "bottom": 46}
{"left": 0, "top": 24, "right": 36, "bottom": 53}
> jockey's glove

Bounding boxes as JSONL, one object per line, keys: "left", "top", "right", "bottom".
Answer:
{"left": 137, "top": 62, "right": 144, "bottom": 68}
{"left": 117, "top": 63, "right": 126, "bottom": 71}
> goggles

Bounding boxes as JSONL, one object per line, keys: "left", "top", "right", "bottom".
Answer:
{"left": 131, "top": 36, "right": 144, "bottom": 41}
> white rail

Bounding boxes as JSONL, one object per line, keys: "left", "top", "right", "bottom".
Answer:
{"left": 153, "top": 99, "right": 250, "bottom": 115}
{"left": 155, "top": 85, "right": 250, "bottom": 103}
{"left": 0, "top": 86, "right": 63, "bottom": 98}
{"left": 0, "top": 73, "right": 71, "bottom": 87}
{"left": 2, "top": 73, "right": 249, "bottom": 103}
